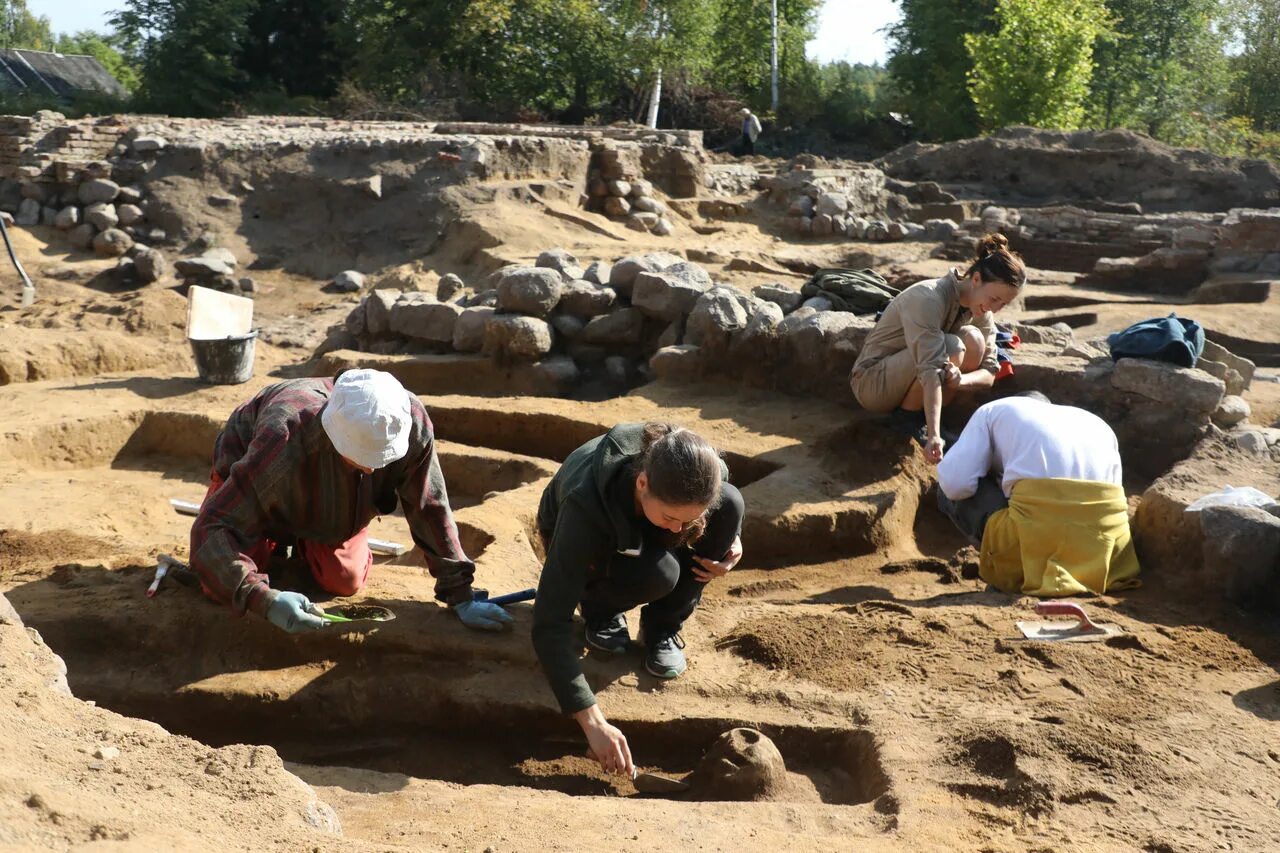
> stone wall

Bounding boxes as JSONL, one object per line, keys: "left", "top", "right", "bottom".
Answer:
{"left": 334, "top": 248, "right": 1256, "bottom": 480}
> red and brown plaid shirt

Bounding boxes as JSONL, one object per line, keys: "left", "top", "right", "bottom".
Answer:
{"left": 190, "top": 378, "right": 474, "bottom": 616}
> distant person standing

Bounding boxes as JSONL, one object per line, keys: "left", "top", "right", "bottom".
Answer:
{"left": 739, "top": 108, "right": 762, "bottom": 155}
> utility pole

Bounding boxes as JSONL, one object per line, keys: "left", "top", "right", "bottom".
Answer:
{"left": 770, "top": 0, "right": 779, "bottom": 114}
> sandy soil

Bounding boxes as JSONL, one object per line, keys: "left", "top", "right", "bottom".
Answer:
{"left": 2, "top": 153, "right": 1280, "bottom": 852}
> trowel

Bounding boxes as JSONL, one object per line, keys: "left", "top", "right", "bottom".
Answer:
{"left": 1015, "top": 601, "right": 1122, "bottom": 643}
{"left": 316, "top": 604, "right": 396, "bottom": 624}
{"left": 631, "top": 766, "right": 691, "bottom": 794}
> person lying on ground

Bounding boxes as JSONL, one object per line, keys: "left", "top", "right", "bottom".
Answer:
{"left": 189, "top": 369, "right": 511, "bottom": 634}
{"left": 850, "top": 233, "right": 1026, "bottom": 464}
{"left": 935, "top": 391, "right": 1141, "bottom": 596}
{"left": 532, "top": 423, "right": 744, "bottom": 777}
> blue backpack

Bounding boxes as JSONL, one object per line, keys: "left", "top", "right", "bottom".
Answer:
{"left": 1108, "top": 313, "right": 1205, "bottom": 368}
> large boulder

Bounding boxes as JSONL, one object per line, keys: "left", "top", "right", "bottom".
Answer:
{"left": 363, "top": 289, "right": 401, "bottom": 337}
{"left": 691, "top": 728, "right": 787, "bottom": 802}
{"left": 1200, "top": 505, "right": 1280, "bottom": 610}
{"left": 78, "top": 178, "right": 120, "bottom": 205}
{"left": 133, "top": 247, "right": 169, "bottom": 284}
{"left": 484, "top": 315, "right": 554, "bottom": 362}
{"left": 580, "top": 307, "right": 645, "bottom": 345}
{"left": 649, "top": 344, "right": 702, "bottom": 382}
{"left": 16, "top": 198, "right": 40, "bottom": 226}
{"left": 608, "top": 251, "right": 684, "bottom": 297}
{"left": 92, "top": 228, "right": 133, "bottom": 258}
{"left": 632, "top": 265, "right": 714, "bottom": 321}
{"left": 67, "top": 223, "right": 96, "bottom": 250}
{"left": 1111, "top": 358, "right": 1225, "bottom": 414}
{"left": 332, "top": 270, "right": 365, "bottom": 293}
{"left": 752, "top": 283, "right": 803, "bottom": 314}
{"left": 558, "top": 279, "right": 616, "bottom": 318}
{"left": 174, "top": 254, "right": 235, "bottom": 285}
{"left": 535, "top": 248, "right": 584, "bottom": 281}
{"left": 685, "top": 287, "right": 750, "bottom": 350}
{"left": 729, "top": 301, "right": 785, "bottom": 359}
{"left": 496, "top": 266, "right": 563, "bottom": 317}
{"left": 52, "top": 205, "right": 79, "bottom": 230}
{"left": 583, "top": 260, "right": 612, "bottom": 285}
{"left": 116, "top": 203, "right": 145, "bottom": 227}
{"left": 389, "top": 296, "right": 463, "bottom": 345}
{"left": 452, "top": 305, "right": 495, "bottom": 352}
{"left": 437, "top": 273, "right": 466, "bottom": 302}
{"left": 85, "top": 202, "right": 119, "bottom": 231}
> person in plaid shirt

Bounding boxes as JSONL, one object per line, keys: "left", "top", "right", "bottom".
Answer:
{"left": 189, "top": 368, "right": 513, "bottom": 633}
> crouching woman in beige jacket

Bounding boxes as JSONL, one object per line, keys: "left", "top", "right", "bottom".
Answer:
{"left": 850, "top": 234, "right": 1026, "bottom": 463}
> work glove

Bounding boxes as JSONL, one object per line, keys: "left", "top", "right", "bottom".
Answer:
{"left": 266, "top": 591, "right": 329, "bottom": 633}
{"left": 452, "top": 599, "right": 515, "bottom": 632}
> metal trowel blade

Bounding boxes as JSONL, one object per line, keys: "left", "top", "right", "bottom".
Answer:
{"left": 1015, "top": 620, "right": 1122, "bottom": 643}
{"left": 632, "top": 770, "right": 691, "bottom": 794}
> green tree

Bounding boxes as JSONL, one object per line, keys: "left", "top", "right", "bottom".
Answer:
{"left": 113, "top": 0, "right": 255, "bottom": 115}
{"left": 965, "top": 0, "right": 1111, "bottom": 130}
{"left": 886, "top": 0, "right": 997, "bottom": 141}
{"left": 1224, "top": 0, "right": 1280, "bottom": 130}
{"left": 1087, "top": 0, "right": 1229, "bottom": 137}
{"left": 240, "top": 0, "right": 353, "bottom": 100}
{"left": 0, "top": 0, "right": 52, "bottom": 49}
{"left": 54, "top": 31, "right": 142, "bottom": 93}
{"left": 705, "top": 0, "right": 822, "bottom": 110}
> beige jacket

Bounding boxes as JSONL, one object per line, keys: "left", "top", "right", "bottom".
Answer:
{"left": 851, "top": 268, "right": 998, "bottom": 394}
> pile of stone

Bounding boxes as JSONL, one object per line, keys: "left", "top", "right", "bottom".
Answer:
{"left": 12, "top": 135, "right": 170, "bottom": 259}
{"left": 759, "top": 163, "right": 927, "bottom": 241}
{"left": 587, "top": 146, "right": 676, "bottom": 236}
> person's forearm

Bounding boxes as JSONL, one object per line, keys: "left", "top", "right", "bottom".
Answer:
{"left": 924, "top": 380, "right": 943, "bottom": 438}
{"left": 574, "top": 703, "right": 606, "bottom": 732}
{"left": 960, "top": 369, "right": 996, "bottom": 390}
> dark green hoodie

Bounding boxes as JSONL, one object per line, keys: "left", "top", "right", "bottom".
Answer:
{"left": 532, "top": 423, "right": 727, "bottom": 714}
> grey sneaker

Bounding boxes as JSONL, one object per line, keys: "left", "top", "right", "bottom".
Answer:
{"left": 644, "top": 630, "right": 687, "bottom": 679}
{"left": 585, "top": 613, "right": 630, "bottom": 655}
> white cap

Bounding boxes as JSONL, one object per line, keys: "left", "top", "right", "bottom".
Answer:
{"left": 740, "top": 107, "right": 751, "bottom": 115}
{"left": 321, "top": 369, "right": 412, "bottom": 470}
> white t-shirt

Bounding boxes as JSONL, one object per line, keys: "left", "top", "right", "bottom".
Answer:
{"left": 936, "top": 397, "right": 1123, "bottom": 500}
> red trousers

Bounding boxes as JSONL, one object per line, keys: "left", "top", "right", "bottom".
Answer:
{"left": 201, "top": 472, "right": 373, "bottom": 600}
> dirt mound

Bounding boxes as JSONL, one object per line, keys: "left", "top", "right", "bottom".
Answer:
{"left": 719, "top": 609, "right": 974, "bottom": 691}
{"left": 0, "top": 591, "right": 341, "bottom": 850}
{"left": 878, "top": 127, "right": 1280, "bottom": 212}
{"left": 0, "top": 529, "right": 120, "bottom": 574}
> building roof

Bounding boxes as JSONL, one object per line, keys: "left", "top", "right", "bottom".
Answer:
{"left": 0, "top": 49, "right": 127, "bottom": 99}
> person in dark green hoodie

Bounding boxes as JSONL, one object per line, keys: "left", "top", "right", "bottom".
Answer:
{"left": 533, "top": 422, "right": 745, "bottom": 777}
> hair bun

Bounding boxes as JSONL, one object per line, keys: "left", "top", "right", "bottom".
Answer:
{"left": 975, "top": 232, "right": 1009, "bottom": 260}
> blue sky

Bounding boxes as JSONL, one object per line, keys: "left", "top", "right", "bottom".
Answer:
{"left": 30, "top": 0, "right": 899, "bottom": 66}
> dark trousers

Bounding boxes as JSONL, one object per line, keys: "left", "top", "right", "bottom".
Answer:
{"left": 741, "top": 134, "right": 755, "bottom": 155}
{"left": 936, "top": 475, "right": 1008, "bottom": 547}
{"left": 580, "top": 483, "right": 744, "bottom": 635}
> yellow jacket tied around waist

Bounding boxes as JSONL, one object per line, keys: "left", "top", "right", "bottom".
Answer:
{"left": 980, "top": 478, "right": 1141, "bottom": 596}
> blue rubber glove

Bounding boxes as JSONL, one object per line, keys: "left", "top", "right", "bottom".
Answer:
{"left": 453, "top": 599, "right": 515, "bottom": 631}
{"left": 266, "top": 591, "right": 328, "bottom": 633}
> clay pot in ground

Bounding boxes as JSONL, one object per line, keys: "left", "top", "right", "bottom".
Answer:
{"left": 691, "top": 727, "right": 786, "bottom": 801}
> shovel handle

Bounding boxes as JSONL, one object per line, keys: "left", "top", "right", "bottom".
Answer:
{"left": 1034, "top": 601, "right": 1099, "bottom": 631}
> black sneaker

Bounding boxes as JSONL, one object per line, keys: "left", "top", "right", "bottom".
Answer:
{"left": 584, "top": 613, "right": 630, "bottom": 655}
{"left": 643, "top": 630, "right": 687, "bottom": 679}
